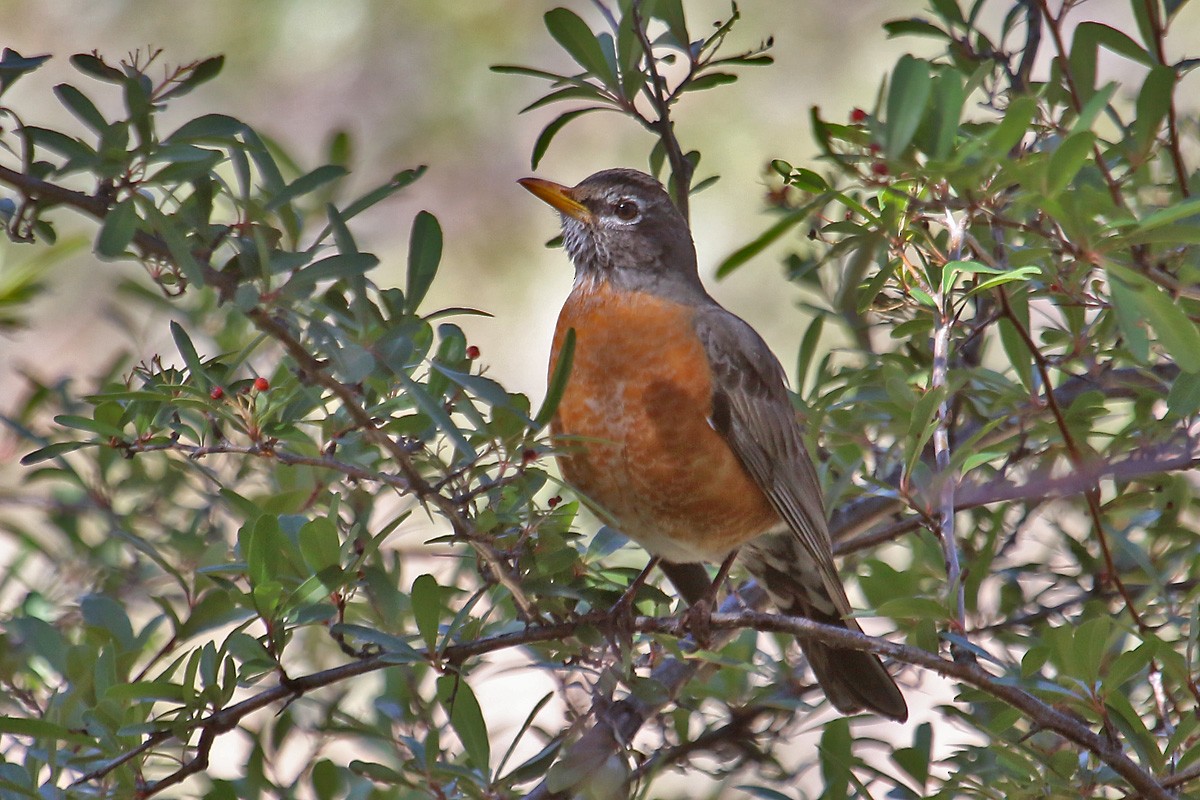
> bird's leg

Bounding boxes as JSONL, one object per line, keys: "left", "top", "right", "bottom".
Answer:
{"left": 604, "top": 555, "right": 660, "bottom": 653}
{"left": 678, "top": 549, "right": 740, "bottom": 647}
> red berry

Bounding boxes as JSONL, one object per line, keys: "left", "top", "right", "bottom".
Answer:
{"left": 850, "top": 107, "right": 868, "bottom": 123}
{"left": 253, "top": 377, "right": 270, "bottom": 392}
{"left": 522, "top": 448, "right": 537, "bottom": 463}
{"left": 210, "top": 386, "right": 224, "bottom": 400}
{"left": 466, "top": 345, "right": 480, "bottom": 359}
{"left": 548, "top": 495, "right": 561, "bottom": 508}
{"left": 871, "top": 161, "right": 889, "bottom": 177}
{"left": 868, "top": 142, "right": 882, "bottom": 154}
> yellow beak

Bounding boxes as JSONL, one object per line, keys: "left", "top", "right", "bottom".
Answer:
{"left": 518, "top": 177, "right": 592, "bottom": 222}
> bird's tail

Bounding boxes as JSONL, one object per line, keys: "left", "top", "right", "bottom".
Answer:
{"left": 740, "top": 535, "right": 908, "bottom": 722}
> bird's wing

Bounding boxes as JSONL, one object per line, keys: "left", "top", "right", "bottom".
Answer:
{"left": 693, "top": 305, "right": 850, "bottom": 615}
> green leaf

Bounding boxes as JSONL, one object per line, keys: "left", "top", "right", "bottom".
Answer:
{"left": 891, "top": 722, "right": 933, "bottom": 785}
{"left": 818, "top": 717, "right": 852, "bottom": 799}
{"left": 544, "top": 7, "right": 616, "bottom": 88}
{"left": 795, "top": 316, "right": 825, "bottom": 395}
{"left": 160, "top": 55, "right": 225, "bottom": 100}
{"left": 337, "top": 166, "right": 427, "bottom": 222}
{"left": 904, "top": 386, "right": 946, "bottom": 474}
{"left": 685, "top": 72, "right": 738, "bottom": 92}
{"left": 406, "top": 211, "right": 442, "bottom": 314}
{"left": 266, "top": 164, "right": 347, "bottom": 212}
{"left": 0, "top": 716, "right": 91, "bottom": 743}
{"left": 69, "top": 52, "right": 122, "bottom": 83}
{"left": 0, "top": 48, "right": 51, "bottom": 96}
{"left": 1044, "top": 131, "right": 1095, "bottom": 197}
{"left": 650, "top": 0, "right": 690, "bottom": 49}
{"left": 520, "top": 85, "right": 609, "bottom": 114}
{"left": 1070, "top": 81, "right": 1117, "bottom": 134}
{"left": 299, "top": 517, "right": 341, "bottom": 574}
{"left": 430, "top": 363, "right": 520, "bottom": 414}
{"left": 397, "top": 372, "right": 477, "bottom": 459}
{"left": 96, "top": 198, "right": 138, "bottom": 258}
{"left": 1075, "top": 21, "right": 1154, "bottom": 67}
{"left": 53, "top": 83, "right": 107, "bottom": 133}
{"left": 883, "top": 19, "right": 950, "bottom": 39}
{"left": 1167, "top": 371, "right": 1200, "bottom": 417}
{"left": 1109, "top": 275, "right": 1151, "bottom": 363}
{"left": 716, "top": 197, "right": 827, "bottom": 277}
{"left": 280, "top": 253, "right": 379, "bottom": 299}
{"left": 437, "top": 674, "right": 491, "bottom": 772}
{"left": 535, "top": 327, "right": 574, "bottom": 430}
{"left": 24, "top": 126, "right": 96, "bottom": 162}
{"left": 531, "top": 107, "right": 605, "bottom": 169}
{"left": 165, "top": 113, "right": 247, "bottom": 143}
{"left": 987, "top": 95, "right": 1036, "bottom": 156}
{"left": 928, "top": 69, "right": 964, "bottom": 159}
{"left": 170, "top": 320, "right": 206, "bottom": 381}
{"left": 20, "top": 440, "right": 92, "bottom": 465}
{"left": 1132, "top": 65, "right": 1176, "bottom": 151}
{"left": 411, "top": 573, "right": 442, "bottom": 652}
{"left": 1070, "top": 616, "right": 1113, "bottom": 684}
{"left": 1109, "top": 265, "right": 1200, "bottom": 371}
{"left": 884, "top": 55, "right": 932, "bottom": 159}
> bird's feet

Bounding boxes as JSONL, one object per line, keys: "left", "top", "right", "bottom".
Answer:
{"left": 676, "top": 595, "right": 715, "bottom": 648}
{"left": 602, "top": 556, "right": 660, "bottom": 656}
{"left": 675, "top": 550, "right": 739, "bottom": 649}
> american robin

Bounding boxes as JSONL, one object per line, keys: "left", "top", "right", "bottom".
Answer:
{"left": 519, "top": 168, "right": 907, "bottom": 721}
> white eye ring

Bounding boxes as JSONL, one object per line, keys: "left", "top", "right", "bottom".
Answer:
{"left": 613, "top": 199, "right": 640, "bottom": 222}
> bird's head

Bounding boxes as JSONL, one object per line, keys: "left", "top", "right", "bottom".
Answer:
{"left": 519, "top": 168, "right": 703, "bottom": 295}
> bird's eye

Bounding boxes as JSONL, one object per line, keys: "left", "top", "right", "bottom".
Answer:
{"left": 613, "top": 199, "right": 640, "bottom": 222}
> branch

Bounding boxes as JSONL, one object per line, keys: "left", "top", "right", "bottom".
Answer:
{"left": 933, "top": 210, "right": 967, "bottom": 638}
{"left": 833, "top": 436, "right": 1200, "bottom": 556}
{"left": 630, "top": 0, "right": 693, "bottom": 219}
{"left": 704, "top": 611, "right": 1172, "bottom": 800}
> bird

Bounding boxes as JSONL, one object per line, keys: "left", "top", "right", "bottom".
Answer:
{"left": 519, "top": 168, "right": 907, "bottom": 721}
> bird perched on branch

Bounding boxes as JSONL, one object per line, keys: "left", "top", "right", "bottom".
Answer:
{"left": 520, "top": 168, "right": 906, "bottom": 721}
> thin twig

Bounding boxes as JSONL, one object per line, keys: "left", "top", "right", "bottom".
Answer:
{"left": 629, "top": 0, "right": 692, "bottom": 219}
{"left": 933, "top": 209, "right": 967, "bottom": 640}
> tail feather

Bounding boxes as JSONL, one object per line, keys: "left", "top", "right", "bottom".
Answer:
{"left": 796, "top": 606, "right": 908, "bottom": 721}
{"left": 741, "top": 535, "right": 908, "bottom": 722}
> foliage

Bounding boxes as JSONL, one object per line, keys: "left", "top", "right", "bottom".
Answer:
{"left": 0, "top": 2, "right": 1199, "bottom": 799}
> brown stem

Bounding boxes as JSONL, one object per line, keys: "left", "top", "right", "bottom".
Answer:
{"left": 630, "top": 0, "right": 692, "bottom": 219}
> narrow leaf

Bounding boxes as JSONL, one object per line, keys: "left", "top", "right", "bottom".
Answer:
{"left": 54, "top": 83, "right": 107, "bottom": 133}
{"left": 535, "top": 328, "right": 574, "bottom": 429}
{"left": 96, "top": 199, "right": 137, "bottom": 258}
{"left": 406, "top": 211, "right": 442, "bottom": 314}
{"left": 531, "top": 107, "right": 605, "bottom": 169}
{"left": 544, "top": 8, "right": 616, "bottom": 88}
{"left": 884, "top": 55, "right": 932, "bottom": 158}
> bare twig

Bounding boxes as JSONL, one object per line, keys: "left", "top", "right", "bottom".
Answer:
{"left": 933, "top": 210, "right": 967, "bottom": 640}
{"left": 630, "top": 0, "right": 693, "bottom": 219}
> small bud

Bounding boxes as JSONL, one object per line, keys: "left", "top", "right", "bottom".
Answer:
{"left": 522, "top": 448, "right": 537, "bottom": 464}
{"left": 466, "top": 345, "right": 480, "bottom": 359}
{"left": 210, "top": 386, "right": 224, "bottom": 400}
{"left": 548, "top": 495, "right": 562, "bottom": 508}
{"left": 253, "top": 377, "right": 270, "bottom": 392}
{"left": 871, "top": 161, "right": 889, "bottom": 177}
{"left": 850, "top": 107, "right": 868, "bottom": 123}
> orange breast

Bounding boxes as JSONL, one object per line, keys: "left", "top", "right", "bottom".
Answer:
{"left": 548, "top": 280, "right": 779, "bottom": 563}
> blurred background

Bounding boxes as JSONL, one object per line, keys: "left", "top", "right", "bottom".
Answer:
{"left": 0, "top": 0, "right": 951, "bottom": 421}
{"left": 0, "top": 0, "right": 1176, "bottom": 426}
